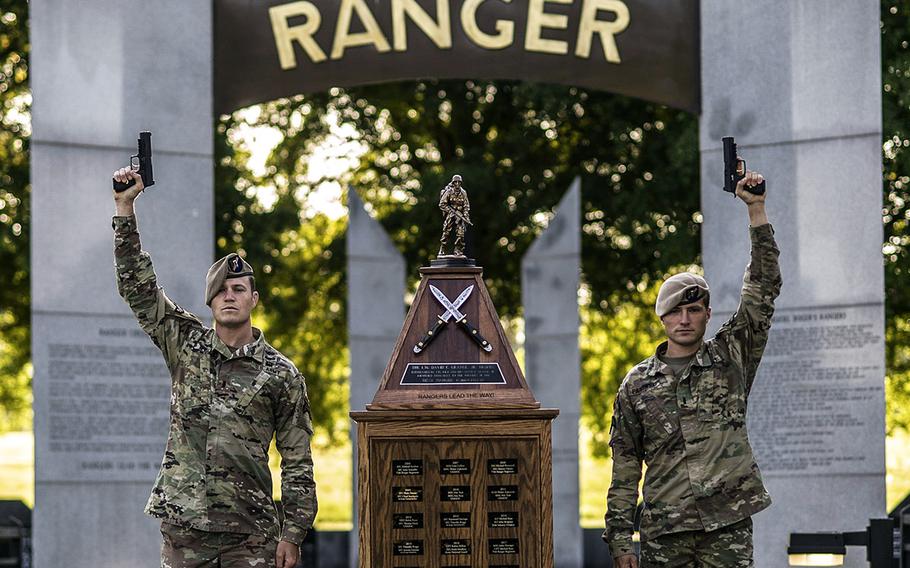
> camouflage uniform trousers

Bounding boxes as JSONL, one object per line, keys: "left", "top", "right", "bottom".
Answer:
{"left": 161, "top": 522, "right": 278, "bottom": 568}
{"left": 640, "top": 517, "right": 753, "bottom": 568}
{"left": 440, "top": 213, "right": 466, "bottom": 254}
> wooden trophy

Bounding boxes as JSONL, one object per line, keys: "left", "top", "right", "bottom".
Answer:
{"left": 351, "top": 176, "right": 558, "bottom": 568}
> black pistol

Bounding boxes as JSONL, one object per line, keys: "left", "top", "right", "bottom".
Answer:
{"left": 722, "top": 136, "right": 765, "bottom": 196}
{"left": 113, "top": 131, "right": 155, "bottom": 192}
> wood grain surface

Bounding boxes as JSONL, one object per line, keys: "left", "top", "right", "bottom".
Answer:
{"left": 354, "top": 412, "right": 556, "bottom": 568}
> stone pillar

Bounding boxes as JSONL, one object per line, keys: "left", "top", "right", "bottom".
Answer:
{"left": 700, "top": 3, "right": 885, "bottom": 567}
{"left": 30, "top": 2, "right": 213, "bottom": 566}
{"left": 346, "top": 187, "right": 405, "bottom": 566}
{"left": 522, "top": 180, "right": 582, "bottom": 567}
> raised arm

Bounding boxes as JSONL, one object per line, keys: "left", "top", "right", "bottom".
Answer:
{"left": 112, "top": 168, "right": 200, "bottom": 367}
{"left": 716, "top": 169, "right": 782, "bottom": 393}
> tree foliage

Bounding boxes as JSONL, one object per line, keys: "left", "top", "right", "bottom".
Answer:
{"left": 0, "top": 0, "right": 30, "bottom": 432}
{"left": 882, "top": 0, "right": 910, "bottom": 433}
{"left": 219, "top": 82, "right": 699, "bottom": 445}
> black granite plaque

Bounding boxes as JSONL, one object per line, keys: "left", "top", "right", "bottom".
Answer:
{"left": 393, "top": 513, "right": 424, "bottom": 529}
{"left": 487, "top": 458, "right": 518, "bottom": 475}
{"left": 393, "top": 487, "right": 423, "bottom": 502}
{"left": 441, "top": 539, "right": 471, "bottom": 555}
{"left": 440, "top": 512, "right": 471, "bottom": 528}
{"left": 440, "top": 459, "right": 471, "bottom": 475}
{"left": 488, "top": 512, "right": 519, "bottom": 528}
{"left": 400, "top": 362, "right": 506, "bottom": 385}
{"left": 393, "top": 459, "right": 423, "bottom": 476}
{"left": 441, "top": 485, "right": 471, "bottom": 501}
{"left": 487, "top": 485, "right": 519, "bottom": 501}
{"left": 393, "top": 540, "right": 424, "bottom": 556}
{"left": 489, "top": 539, "right": 519, "bottom": 555}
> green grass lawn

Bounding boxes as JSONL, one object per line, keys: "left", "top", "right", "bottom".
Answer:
{"left": 3, "top": 428, "right": 909, "bottom": 529}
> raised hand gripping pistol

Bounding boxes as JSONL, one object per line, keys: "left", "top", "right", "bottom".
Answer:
{"left": 722, "top": 136, "right": 765, "bottom": 196}
{"left": 112, "top": 131, "right": 155, "bottom": 192}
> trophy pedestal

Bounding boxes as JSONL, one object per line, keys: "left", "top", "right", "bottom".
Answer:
{"left": 351, "top": 408, "right": 557, "bottom": 568}
{"left": 352, "top": 262, "right": 556, "bottom": 566}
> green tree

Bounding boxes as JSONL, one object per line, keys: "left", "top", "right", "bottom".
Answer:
{"left": 882, "top": 0, "right": 910, "bottom": 433}
{"left": 0, "top": 0, "right": 30, "bottom": 432}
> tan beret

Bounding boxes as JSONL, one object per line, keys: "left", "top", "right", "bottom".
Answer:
{"left": 655, "top": 272, "right": 709, "bottom": 317}
{"left": 205, "top": 253, "right": 254, "bottom": 305}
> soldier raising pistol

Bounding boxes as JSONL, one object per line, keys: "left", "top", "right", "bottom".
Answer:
{"left": 604, "top": 165, "right": 780, "bottom": 567}
{"left": 111, "top": 166, "right": 317, "bottom": 568}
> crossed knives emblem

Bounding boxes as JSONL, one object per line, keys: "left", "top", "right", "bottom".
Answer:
{"left": 413, "top": 284, "right": 493, "bottom": 354}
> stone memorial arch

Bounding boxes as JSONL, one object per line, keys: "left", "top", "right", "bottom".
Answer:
{"left": 31, "top": 1, "right": 884, "bottom": 567}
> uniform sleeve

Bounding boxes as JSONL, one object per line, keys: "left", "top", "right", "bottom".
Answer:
{"left": 275, "top": 371, "right": 318, "bottom": 545}
{"left": 603, "top": 384, "right": 644, "bottom": 558}
{"left": 113, "top": 215, "right": 201, "bottom": 368}
{"left": 715, "top": 223, "right": 782, "bottom": 394}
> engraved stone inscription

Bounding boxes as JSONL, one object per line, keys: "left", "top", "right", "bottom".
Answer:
{"left": 393, "top": 513, "right": 424, "bottom": 529}
{"left": 488, "top": 511, "right": 519, "bottom": 528}
{"left": 487, "top": 458, "right": 518, "bottom": 475}
{"left": 441, "top": 539, "right": 471, "bottom": 555}
{"left": 36, "top": 317, "right": 173, "bottom": 482}
{"left": 441, "top": 485, "right": 471, "bottom": 501}
{"left": 393, "top": 540, "right": 424, "bottom": 556}
{"left": 487, "top": 485, "right": 519, "bottom": 501}
{"left": 393, "top": 459, "right": 423, "bottom": 476}
{"left": 440, "top": 512, "right": 471, "bottom": 528}
{"left": 745, "top": 305, "right": 885, "bottom": 475}
{"left": 393, "top": 487, "right": 423, "bottom": 502}
{"left": 400, "top": 362, "right": 506, "bottom": 385}
{"left": 489, "top": 539, "right": 519, "bottom": 555}
{"left": 441, "top": 459, "right": 471, "bottom": 475}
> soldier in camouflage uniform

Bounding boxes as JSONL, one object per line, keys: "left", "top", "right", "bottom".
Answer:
{"left": 603, "top": 168, "right": 780, "bottom": 568}
{"left": 112, "top": 168, "right": 317, "bottom": 568}
{"left": 438, "top": 174, "right": 471, "bottom": 256}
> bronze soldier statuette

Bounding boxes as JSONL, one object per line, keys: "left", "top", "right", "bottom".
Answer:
{"left": 437, "top": 174, "right": 472, "bottom": 257}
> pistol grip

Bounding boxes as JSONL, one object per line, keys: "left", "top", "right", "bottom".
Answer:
{"left": 112, "top": 177, "right": 137, "bottom": 192}
{"left": 745, "top": 180, "right": 766, "bottom": 195}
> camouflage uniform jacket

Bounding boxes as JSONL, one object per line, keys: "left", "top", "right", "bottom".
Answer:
{"left": 439, "top": 185, "right": 470, "bottom": 219}
{"left": 603, "top": 223, "right": 781, "bottom": 558}
{"left": 113, "top": 215, "right": 317, "bottom": 545}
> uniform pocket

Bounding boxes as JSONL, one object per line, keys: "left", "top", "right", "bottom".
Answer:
{"left": 696, "top": 370, "right": 745, "bottom": 425}
{"left": 233, "top": 370, "right": 271, "bottom": 410}
{"left": 174, "top": 346, "right": 211, "bottom": 413}
{"left": 637, "top": 394, "right": 677, "bottom": 439}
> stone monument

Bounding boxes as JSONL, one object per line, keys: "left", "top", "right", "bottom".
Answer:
{"left": 700, "top": 2, "right": 885, "bottom": 566}
{"left": 30, "top": 2, "right": 214, "bottom": 567}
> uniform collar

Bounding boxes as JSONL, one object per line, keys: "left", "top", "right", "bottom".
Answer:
{"left": 647, "top": 340, "right": 714, "bottom": 376}
{"left": 209, "top": 327, "right": 266, "bottom": 363}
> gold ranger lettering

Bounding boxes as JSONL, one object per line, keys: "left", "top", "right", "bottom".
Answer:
{"left": 270, "top": 0, "right": 630, "bottom": 70}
